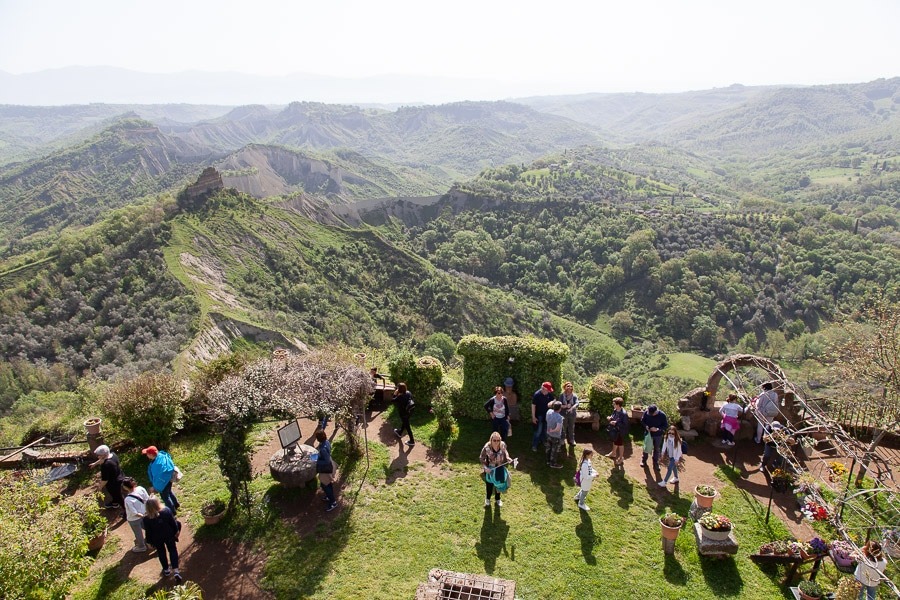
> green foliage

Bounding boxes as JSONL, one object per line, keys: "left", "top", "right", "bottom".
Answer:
{"left": 0, "top": 478, "right": 93, "bottom": 600}
{"left": 429, "top": 379, "right": 460, "bottom": 453}
{"left": 144, "top": 583, "right": 204, "bottom": 600}
{"left": 582, "top": 342, "right": 621, "bottom": 372}
{"left": 186, "top": 349, "right": 264, "bottom": 430}
{"left": 456, "top": 335, "right": 568, "bottom": 418}
{"left": 387, "top": 352, "right": 444, "bottom": 407}
{"left": 587, "top": 373, "right": 630, "bottom": 415}
{"left": 100, "top": 372, "right": 184, "bottom": 448}
{"left": 424, "top": 332, "right": 456, "bottom": 365}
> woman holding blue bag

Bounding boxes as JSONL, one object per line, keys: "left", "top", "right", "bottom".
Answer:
{"left": 480, "top": 432, "right": 516, "bottom": 508}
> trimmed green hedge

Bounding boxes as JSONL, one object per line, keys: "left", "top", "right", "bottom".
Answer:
{"left": 387, "top": 351, "right": 443, "bottom": 407}
{"left": 456, "top": 335, "right": 569, "bottom": 418}
{"left": 587, "top": 373, "right": 630, "bottom": 416}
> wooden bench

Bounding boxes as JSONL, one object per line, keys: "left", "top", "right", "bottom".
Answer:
{"left": 575, "top": 410, "right": 601, "bottom": 431}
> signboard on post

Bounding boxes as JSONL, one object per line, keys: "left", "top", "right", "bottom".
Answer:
{"left": 277, "top": 420, "right": 302, "bottom": 451}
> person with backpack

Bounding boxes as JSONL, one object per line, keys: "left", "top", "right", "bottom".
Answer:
{"left": 315, "top": 428, "right": 339, "bottom": 512}
{"left": 121, "top": 477, "right": 149, "bottom": 553}
{"left": 142, "top": 446, "right": 180, "bottom": 516}
{"left": 480, "top": 432, "right": 512, "bottom": 507}
{"left": 484, "top": 386, "right": 511, "bottom": 442}
{"left": 142, "top": 497, "right": 182, "bottom": 584}
{"left": 393, "top": 382, "right": 415, "bottom": 447}
{"left": 658, "top": 426, "right": 683, "bottom": 487}
{"left": 574, "top": 448, "right": 596, "bottom": 511}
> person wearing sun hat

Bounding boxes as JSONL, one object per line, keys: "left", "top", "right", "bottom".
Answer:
{"left": 142, "top": 445, "right": 180, "bottom": 516}
{"left": 531, "top": 381, "right": 555, "bottom": 452}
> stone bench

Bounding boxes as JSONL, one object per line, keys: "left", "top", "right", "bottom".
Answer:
{"left": 575, "top": 410, "right": 601, "bottom": 431}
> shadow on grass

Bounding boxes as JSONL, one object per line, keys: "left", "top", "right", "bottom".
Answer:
{"left": 528, "top": 455, "right": 566, "bottom": 513}
{"left": 607, "top": 467, "right": 633, "bottom": 509}
{"left": 476, "top": 504, "right": 510, "bottom": 574}
{"left": 699, "top": 555, "right": 743, "bottom": 597}
{"left": 663, "top": 553, "right": 687, "bottom": 585}
{"left": 575, "top": 509, "right": 597, "bottom": 565}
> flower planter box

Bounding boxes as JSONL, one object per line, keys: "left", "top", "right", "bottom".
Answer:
{"left": 700, "top": 526, "right": 732, "bottom": 541}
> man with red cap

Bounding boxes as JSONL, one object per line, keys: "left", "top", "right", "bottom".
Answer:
{"left": 531, "top": 382, "right": 555, "bottom": 452}
{"left": 142, "top": 446, "right": 180, "bottom": 515}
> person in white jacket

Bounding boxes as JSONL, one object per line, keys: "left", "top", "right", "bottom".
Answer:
{"left": 574, "top": 448, "right": 597, "bottom": 511}
{"left": 121, "top": 477, "right": 149, "bottom": 552}
{"left": 658, "top": 426, "right": 683, "bottom": 487}
{"left": 855, "top": 540, "right": 887, "bottom": 600}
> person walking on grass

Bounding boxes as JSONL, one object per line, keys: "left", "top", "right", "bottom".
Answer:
{"left": 574, "top": 448, "right": 597, "bottom": 511}
{"left": 658, "top": 426, "right": 683, "bottom": 487}
{"left": 142, "top": 446, "right": 180, "bottom": 516}
{"left": 315, "top": 429, "right": 339, "bottom": 512}
{"left": 558, "top": 382, "right": 579, "bottom": 453}
{"left": 484, "top": 386, "right": 511, "bottom": 442}
{"left": 531, "top": 382, "right": 554, "bottom": 452}
{"left": 142, "top": 497, "right": 182, "bottom": 584}
{"left": 90, "top": 444, "right": 125, "bottom": 513}
{"left": 480, "top": 432, "right": 512, "bottom": 507}
{"left": 121, "top": 477, "right": 149, "bottom": 553}
{"left": 393, "top": 382, "right": 415, "bottom": 447}
{"left": 545, "top": 401, "right": 564, "bottom": 468}
{"left": 606, "top": 397, "right": 629, "bottom": 468}
{"left": 640, "top": 404, "right": 668, "bottom": 470}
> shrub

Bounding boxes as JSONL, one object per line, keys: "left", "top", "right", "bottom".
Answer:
{"left": 185, "top": 350, "right": 260, "bottom": 430}
{"left": 387, "top": 351, "right": 443, "bottom": 407}
{"left": 456, "top": 335, "right": 568, "bottom": 418}
{"left": 429, "top": 379, "right": 461, "bottom": 454}
{"left": 0, "top": 477, "right": 93, "bottom": 600}
{"left": 587, "top": 373, "right": 630, "bottom": 416}
{"left": 100, "top": 372, "right": 185, "bottom": 448}
{"left": 424, "top": 332, "right": 457, "bottom": 365}
{"left": 145, "top": 582, "right": 205, "bottom": 600}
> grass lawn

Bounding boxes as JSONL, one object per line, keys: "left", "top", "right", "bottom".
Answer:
{"left": 262, "top": 413, "right": 795, "bottom": 599}
{"left": 653, "top": 353, "right": 717, "bottom": 384}
{"left": 69, "top": 414, "right": 805, "bottom": 600}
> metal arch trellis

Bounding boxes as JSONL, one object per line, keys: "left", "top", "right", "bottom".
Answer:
{"left": 714, "top": 355, "right": 900, "bottom": 598}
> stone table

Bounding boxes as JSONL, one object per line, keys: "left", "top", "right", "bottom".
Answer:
{"left": 693, "top": 523, "right": 739, "bottom": 558}
{"left": 269, "top": 444, "right": 317, "bottom": 487}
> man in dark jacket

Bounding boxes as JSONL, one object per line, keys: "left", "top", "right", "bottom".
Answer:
{"left": 91, "top": 444, "right": 125, "bottom": 511}
{"left": 640, "top": 404, "right": 668, "bottom": 470}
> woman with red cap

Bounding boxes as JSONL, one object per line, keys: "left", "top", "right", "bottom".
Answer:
{"left": 142, "top": 445, "right": 180, "bottom": 516}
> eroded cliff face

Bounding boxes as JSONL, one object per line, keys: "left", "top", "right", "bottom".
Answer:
{"left": 181, "top": 312, "right": 307, "bottom": 367}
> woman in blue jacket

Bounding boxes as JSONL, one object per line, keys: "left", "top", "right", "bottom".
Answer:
{"left": 315, "top": 429, "right": 338, "bottom": 512}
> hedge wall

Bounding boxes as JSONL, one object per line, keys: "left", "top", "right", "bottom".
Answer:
{"left": 456, "top": 335, "right": 569, "bottom": 418}
{"left": 388, "top": 351, "right": 443, "bottom": 408}
{"left": 587, "top": 373, "right": 630, "bottom": 416}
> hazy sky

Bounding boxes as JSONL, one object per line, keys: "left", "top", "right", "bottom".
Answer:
{"left": 1, "top": 0, "right": 898, "bottom": 101}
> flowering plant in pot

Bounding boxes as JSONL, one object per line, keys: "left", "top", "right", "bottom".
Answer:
{"left": 660, "top": 511, "right": 684, "bottom": 540}
{"left": 698, "top": 512, "right": 732, "bottom": 540}
{"left": 798, "top": 436, "right": 816, "bottom": 457}
{"left": 797, "top": 579, "right": 825, "bottom": 599}
{"left": 801, "top": 499, "right": 829, "bottom": 521}
{"left": 770, "top": 468, "right": 796, "bottom": 492}
{"left": 201, "top": 498, "right": 228, "bottom": 525}
{"left": 694, "top": 484, "right": 716, "bottom": 508}
{"left": 808, "top": 537, "right": 828, "bottom": 555}
{"left": 829, "top": 540, "right": 857, "bottom": 569}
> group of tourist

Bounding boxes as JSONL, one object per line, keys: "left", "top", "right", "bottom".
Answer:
{"left": 90, "top": 444, "right": 183, "bottom": 583}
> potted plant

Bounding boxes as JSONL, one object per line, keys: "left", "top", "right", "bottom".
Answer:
{"left": 833, "top": 577, "right": 862, "bottom": 600}
{"left": 808, "top": 537, "right": 829, "bottom": 556}
{"left": 694, "top": 484, "right": 716, "bottom": 509}
{"left": 829, "top": 540, "right": 858, "bottom": 570}
{"left": 660, "top": 511, "right": 684, "bottom": 540}
{"left": 202, "top": 498, "right": 228, "bottom": 525}
{"left": 797, "top": 579, "right": 825, "bottom": 600}
{"left": 83, "top": 417, "right": 102, "bottom": 435}
{"left": 698, "top": 512, "right": 732, "bottom": 541}
{"left": 770, "top": 468, "right": 796, "bottom": 493}
{"left": 80, "top": 496, "right": 108, "bottom": 551}
{"left": 798, "top": 436, "right": 816, "bottom": 458}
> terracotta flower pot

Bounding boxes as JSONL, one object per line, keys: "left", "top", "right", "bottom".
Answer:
{"left": 84, "top": 418, "right": 102, "bottom": 435}
{"left": 798, "top": 591, "right": 821, "bottom": 600}
{"left": 660, "top": 518, "right": 682, "bottom": 540}
{"left": 203, "top": 506, "right": 227, "bottom": 525}
{"left": 695, "top": 487, "right": 715, "bottom": 509}
{"left": 87, "top": 527, "right": 108, "bottom": 551}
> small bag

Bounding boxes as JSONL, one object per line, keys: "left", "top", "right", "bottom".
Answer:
{"left": 316, "top": 459, "right": 334, "bottom": 474}
{"left": 681, "top": 440, "right": 689, "bottom": 455}
{"left": 173, "top": 466, "right": 183, "bottom": 482}
{"left": 643, "top": 432, "right": 653, "bottom": 454}
{"left": 574, "top": 467, "right": 582, "bottom": 487}
{"left": 606, "top": 423, "right": 618, "bottom": 439}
